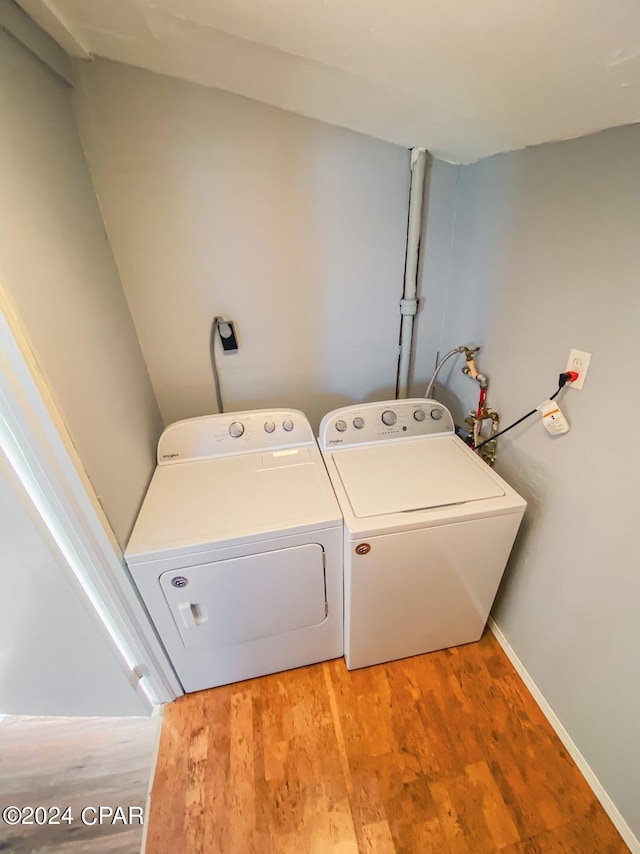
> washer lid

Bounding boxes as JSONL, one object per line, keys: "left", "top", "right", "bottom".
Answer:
{"left": 126, "top": 445, "right": 340, "bottom": 559}
{"left": 333, "top": 436, "right": 504, "bottom": 518}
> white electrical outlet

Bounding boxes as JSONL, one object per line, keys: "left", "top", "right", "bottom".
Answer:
{"left": 566, "top": 348, "right": 591, "bottom": 390}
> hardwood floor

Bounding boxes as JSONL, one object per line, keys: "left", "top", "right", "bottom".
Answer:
{"left": 147, "top": 631, "right": 627, "bottom": 853}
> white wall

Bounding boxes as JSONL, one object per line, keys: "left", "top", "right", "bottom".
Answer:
{"left": 0, "top": 450, "right": 146, "bottom": 716}
{"left": 428, "top": 125, "right": 640, "bottom": 841}
{"left": 0, "top": 32, "right": 163, "bottom": 547}
{"left": 72, "top": 59, "right": 410, "bottom": 429}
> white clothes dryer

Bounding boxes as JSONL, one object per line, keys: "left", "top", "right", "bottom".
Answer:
{"left": 125, "top": 410, "right": 343, "bottom": 692}
{"left": 318, "top": 399, "right": 526, "bottom": 670}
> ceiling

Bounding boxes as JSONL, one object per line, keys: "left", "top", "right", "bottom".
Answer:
{"left": 16, "top": 0, "right": 640, "bottom": 163}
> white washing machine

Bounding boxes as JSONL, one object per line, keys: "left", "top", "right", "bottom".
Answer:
{"left": 318, "top": 399, "right": 526, "bottom": 670}
{"left": 125, "top": 409, "right": 343, "bottom": 692}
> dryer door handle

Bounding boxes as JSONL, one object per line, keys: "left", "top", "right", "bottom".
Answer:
{"left": 177, "top": 601, "right": 208, "bottom": 629}
{"left": 178, "top": 601, "right": 197, "bottom": 629}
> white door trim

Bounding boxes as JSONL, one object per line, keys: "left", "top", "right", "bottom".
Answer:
{"left": 0, "top": 283, "right": 182, "bottom": 706}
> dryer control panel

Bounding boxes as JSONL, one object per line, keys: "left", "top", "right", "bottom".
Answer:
{"left": 318, "top": 399, "right": 454, "bottom": 450}
{"left": 158, "top": 409, "right": 315, "bottom": 463}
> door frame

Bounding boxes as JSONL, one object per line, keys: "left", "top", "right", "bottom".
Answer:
{"left": 0, "top": 283, "right": 182, "bottom": 707}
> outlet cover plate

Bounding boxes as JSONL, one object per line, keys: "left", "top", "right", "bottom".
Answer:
{"left": 566, "top": 349, "right": 591, "bottom": 390}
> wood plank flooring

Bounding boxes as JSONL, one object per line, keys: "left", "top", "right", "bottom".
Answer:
{"left": 147, "top": 631, "right": 627, "bottom": 853}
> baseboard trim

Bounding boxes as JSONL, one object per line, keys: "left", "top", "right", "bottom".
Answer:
{"left": 140, "top": 706, "right": 164, "bottom": 854}
{"left": 488, "top": 617, "right": 639, "bottom": 854}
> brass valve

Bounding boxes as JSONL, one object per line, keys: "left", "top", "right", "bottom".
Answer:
{"left": 465, "top": 408, "right": 500, "bottom": 467}
{"left": 461, "top": 347, "right": 488, "bottom": 388}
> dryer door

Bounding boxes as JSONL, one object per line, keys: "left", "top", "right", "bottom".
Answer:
{"left": 159, "top": 544, "right": 327, "bottom": 649}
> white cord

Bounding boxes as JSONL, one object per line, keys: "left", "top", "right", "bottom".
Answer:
{"left": 425, "top": 346, "right": 465, "bottom": 399}
{"left": 210, "top": 317, "right": 225, "bottom": 413}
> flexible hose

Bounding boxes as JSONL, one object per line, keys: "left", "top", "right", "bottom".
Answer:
{"left": 425, "top": 347, "right": 465, "bottom": 399}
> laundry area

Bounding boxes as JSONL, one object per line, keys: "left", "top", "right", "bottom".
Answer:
{"left": 1, "top": 1, "right": 639, "bottom": 852}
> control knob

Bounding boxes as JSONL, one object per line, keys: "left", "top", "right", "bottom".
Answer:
{"left": 430, "top": 408, "right": 443, "bottom": 421}
{"left": 264, "top": 420, "right": 275, "bottom": 433}
{"left": 413, "top": 409, "right": 426, "bottom": 422}
{"left": 335, "top": 419, "right": 347, "bottom": 432}
{"left": 381, "top": 410, "right": 397, "bottom": 427}
{"left": 229, "top": 421, "right": 244, "bottom": 438}
{"left": 282, "top": 419, "right": 294, "bottom": 432}
{"left": 353, "top": 417, "right": 365, "bottom": 429}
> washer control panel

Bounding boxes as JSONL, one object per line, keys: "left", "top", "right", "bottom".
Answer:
{"left": 318, "top": 399, "right": 454, "bottom": 449}
{"left": 158, "top": 409, "right": 314, "bottom": 463}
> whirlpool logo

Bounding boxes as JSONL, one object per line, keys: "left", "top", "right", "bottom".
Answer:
{"left": 162, "top": 452, "right": 180, "bottom": 459}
